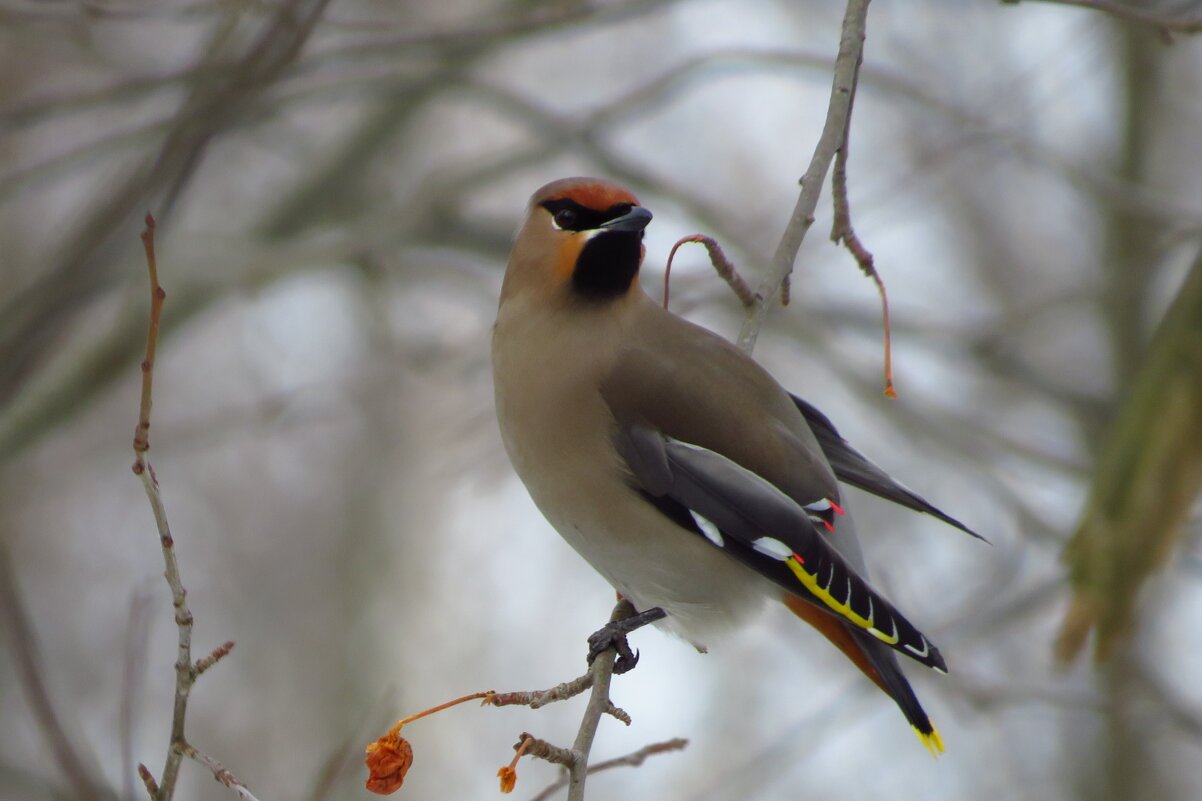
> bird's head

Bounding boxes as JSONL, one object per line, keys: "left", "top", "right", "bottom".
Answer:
{"left": 502, "top": 177, "right": 652, "bottom": 303}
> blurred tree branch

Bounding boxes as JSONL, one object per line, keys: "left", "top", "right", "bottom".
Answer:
{"left": 1056, "top": 249, "right": 1202, "bottom": 661}
{"left": 0, "top": 0, "right": 330, "bottom": 416}
{"left": 0, "top": 543, "right": 112, "bottom": 801}
{"left": 1003, "top": 0, "right": 1202, "bottom": 38}
{"left": 0, "top": 0, "right": 687, "bottom": 473}
{"left": 2, "top": 2, "right": 1199, "bottom": 798}
{"left": 5, "top": 31, "right": 1190, "bottom": 475}
{"left": 260, "top": 0, "right": 680, "bottom": 238}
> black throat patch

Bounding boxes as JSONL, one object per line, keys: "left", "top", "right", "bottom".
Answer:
{"left": 572, "top": 231, "right": 642, "bottom": 299}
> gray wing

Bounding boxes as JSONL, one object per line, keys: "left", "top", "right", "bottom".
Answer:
{"left": 616, "top": 423, "right": 947, "bottom": 673}
{"left": 790, "top": 394, "right": 986, "bottom": 542}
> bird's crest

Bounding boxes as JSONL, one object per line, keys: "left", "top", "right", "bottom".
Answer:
{"left": 535, "top": 177, "right": 640, "bottom": 212}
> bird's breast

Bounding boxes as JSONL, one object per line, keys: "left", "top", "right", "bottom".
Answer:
{"left": 492, "top": 299, "right": 768, "bottom": 648}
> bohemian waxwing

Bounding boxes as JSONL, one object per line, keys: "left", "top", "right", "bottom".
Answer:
{"left": 492, "top": 177, "right": 980, "bottom": 754}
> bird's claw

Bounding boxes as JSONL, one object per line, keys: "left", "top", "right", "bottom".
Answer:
{"left": 587, "top": 627, "right": 639, "bottom": 673}
{"left": 586, "top": 607, "right": 666, "bottom": 675}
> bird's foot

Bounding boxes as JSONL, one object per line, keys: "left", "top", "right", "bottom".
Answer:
{"left": 587, "top": 606, "right": 666, "bottom": 675}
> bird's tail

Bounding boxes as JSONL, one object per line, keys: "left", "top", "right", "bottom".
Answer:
{"left": 782, "top": 594, "right": 944, "bottom": 756}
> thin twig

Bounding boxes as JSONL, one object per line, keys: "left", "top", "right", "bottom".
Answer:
{"left": 490, "top": 675, "right": 596, "bottom": 710}
{"left": 138, "top": 764, "right": 160, "bottom": 798}
{"left": 516, "top": 734, "right": 577, "bottom": 771}
{"left": 587, "top": 737, "right": 689, "bottom": 772}
{"left": 130, "top": 213, "right": 195, "bottom": 801}
{"left": 132, "top": 214, "right": 243, "bottom": 801}
{"left": 736, "top": 0, "right": 873, "bottom": 353}
{"left": 604, "top": 701, "right": 632, "bottom": 726}
{"left": 194, "top": 640, "right": 236, "bottom": 676}
{"left": 526, "top": 738, "right": 689, "bottom": 801}
{"left": 489, "top": 671, "right": 628, "bottom": 721}
{"left": 132, "top": 213, "right": 163, "bottom": 463}
{"left": 664, "top": 234, "right": 755, "bottom": 311}
{"left": 180, "top": 742, "right": 263, "bottom": 801}
{"left": 827, "top": 47, "right": 895, "bottom": 397}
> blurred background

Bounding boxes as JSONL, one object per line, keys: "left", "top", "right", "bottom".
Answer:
{"left": 2, "top": 1, "right": 1201, "bottom": 800}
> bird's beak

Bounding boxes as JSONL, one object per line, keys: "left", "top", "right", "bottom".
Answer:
{"left": 600, "top": 206, "right": 653, "bottom": 232}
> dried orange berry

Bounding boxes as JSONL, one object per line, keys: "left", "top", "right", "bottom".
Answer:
{"left": 364, "top": 729, "right": 413, "bottom": 795}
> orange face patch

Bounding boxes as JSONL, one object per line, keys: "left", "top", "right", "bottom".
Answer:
{"left": 549, "top": 228, "right": 588, "bottom": 286}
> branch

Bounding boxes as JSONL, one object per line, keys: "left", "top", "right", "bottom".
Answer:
{"left": 132, "top": 215, "right": 243, "bottom": 801}
{"left": 0, "top": 0, "right": 332, "bottom": 435}
{"left": 562, "top": 602, "right": 625, "bottom": 801}
{"left": 130, "top": 214, "right": 191, "bottom": 801}
{"left": 501, "top": 601, "right": 670, "bottom": 801}
{"left": 179, "top": 743, "right": 262, "bottom": 801}
{"left": 1003, "top": 0, "right": 1202, "bottom": 40}
{"left": 1056, "top": 249, "right": 1202, "bottom": 661}
{"left": 526, "top": 738, "right": 689, "bottom": 801}
{"left": 120, "top": 591, "right": 154, "bottom": 801}
{"left": 490, "top": 671, "right": 629, "bottom": 720}
{"left": 132, "top": 215, "right": 164, "bottom": 462}
{"left": 664, "top": 235, "right": 755, "bottom": 311}
{"left": 827, "top": 47, "right": 895, "bottom": 397}
{"left": 365, "top": 600, "right": 672, "bottom": 798}
{"left": 0, "top": 545, "right": 110, "bottom": 801}
{"left": 736, "top": 0, "right": 872, "bottom": 352}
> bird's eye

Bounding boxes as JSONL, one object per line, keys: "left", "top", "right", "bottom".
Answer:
{"left": 553, "top": 208, "right": 578, "bottom": 229}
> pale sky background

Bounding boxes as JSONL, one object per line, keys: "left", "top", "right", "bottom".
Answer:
{"left": 2, "top": 2, "right": 1201, "bottom": 801}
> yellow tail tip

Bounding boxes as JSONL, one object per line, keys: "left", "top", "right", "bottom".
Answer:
{"left": 915, "top": 724, "right": 945, "bottom": 758}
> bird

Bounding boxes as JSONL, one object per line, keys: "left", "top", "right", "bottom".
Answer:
{"left": 491, "top": 176, "right": 981, "bottom": 755}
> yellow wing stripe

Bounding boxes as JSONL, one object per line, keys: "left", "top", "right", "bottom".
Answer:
{"left": 785, "top": 555, "right": 900, "bottom": 645}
